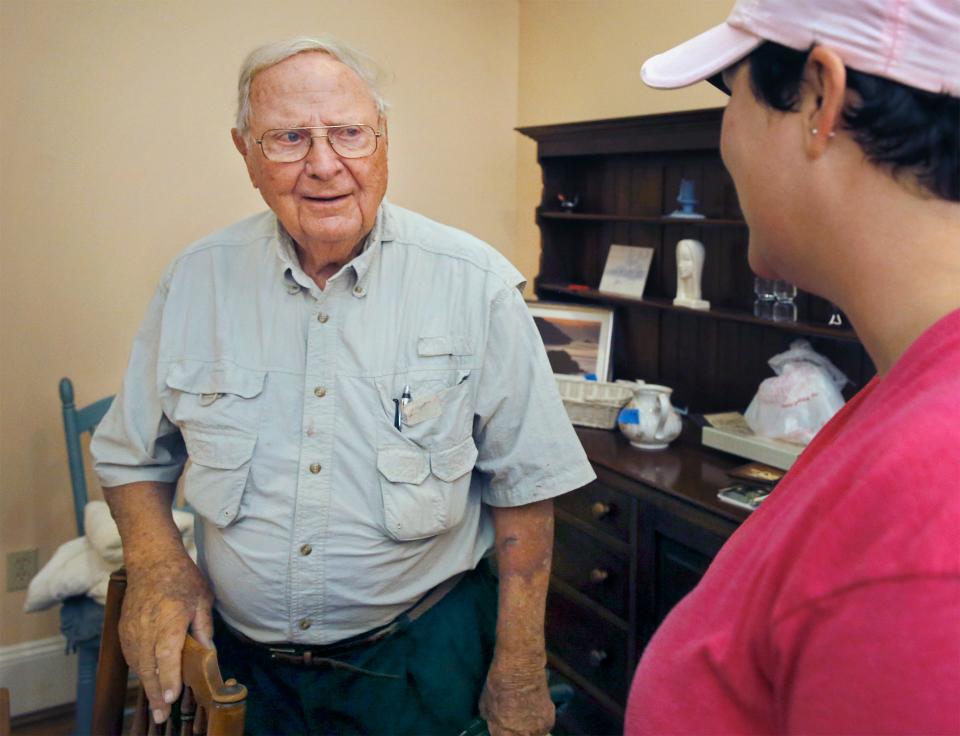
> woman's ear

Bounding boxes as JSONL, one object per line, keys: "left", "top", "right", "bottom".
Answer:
{"left": 801, "top": 46, "right": 846, "bottom": 157}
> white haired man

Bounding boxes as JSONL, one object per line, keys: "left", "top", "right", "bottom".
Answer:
{"left": 92, "top": 36, "right": 595, "bottom": 736}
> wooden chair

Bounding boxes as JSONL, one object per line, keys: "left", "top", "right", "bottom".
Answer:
{"left": 92, "top": 570, "right": 246, "bottom": 736}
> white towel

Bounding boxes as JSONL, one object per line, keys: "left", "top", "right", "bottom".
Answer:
{"left": 24, "top": 502, "right": 198, "bottom": 613}
{"left": 23, "top": 536, "right": 116, "bottom": 613}
{"left": 85, "top": 500, "right": 194, "bottom": 565}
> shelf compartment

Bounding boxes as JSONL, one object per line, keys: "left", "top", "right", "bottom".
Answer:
{"left": 537, "top": 282, "right": 859, "bottom": 341}
{"left": 539, "top": 210, "right": 746, "bottom": 227}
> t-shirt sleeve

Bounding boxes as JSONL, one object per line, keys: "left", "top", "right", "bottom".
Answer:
{"left": 472, "top": 286, "right": 596, "bottom": 507}
{"left": 91, "top": 275, "right": 187, "bottom": 488}
{"left": 775, "top": 576, "right": 960, "bottom": 735}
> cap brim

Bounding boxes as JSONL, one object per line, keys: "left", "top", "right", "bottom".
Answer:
{"left": 641, "top": 22, "right": 762, "bottom": 90}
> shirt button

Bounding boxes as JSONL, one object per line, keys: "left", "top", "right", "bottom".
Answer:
{"left": 317, "top": 312, "right": 329, "bottom": 323}
{"left": 299, "top": 619, "right": 312, "bottom": 630}
{"left": 314, "top": 386, "right": 326, "bottom": 398}
{"left": 300, "top": 543, "right": 313, "bottom": 556}
{"left": 309, "top": 463, "right": 321, "bottom": 474}
{"left": 287, "top": 284, "right": 301, "bottom": 295}
{"left": 353, "top": 285, "right": 366, "bottom": 297}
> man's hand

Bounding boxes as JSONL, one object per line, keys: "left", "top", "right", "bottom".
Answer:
{"left": 480, "top": 658, "right": 554, "bottom": 736}
{"left": 120, "top": 551, "right": 214, "bottom": 724}
{"left": 103, "top": 481, "right": 213, "bottom": 725}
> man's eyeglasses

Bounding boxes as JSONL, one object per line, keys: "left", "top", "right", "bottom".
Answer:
{"left": 255, "top": 124, "right": 382, "bottom": 163}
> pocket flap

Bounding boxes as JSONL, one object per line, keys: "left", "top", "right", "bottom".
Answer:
{"left": 417, "top": 336, "right": 473, "bottom": 357}
{"left": 430, "top": 436, "right": 478, "bottom": 482}
{"left": 183, "top": 427, "right": 256, "bottom": 470}
{"left": 377, "top": 446, "right": 430, "bottom": 484}
{"left": 165, "top": 362, "right": 266, "bottom": 398}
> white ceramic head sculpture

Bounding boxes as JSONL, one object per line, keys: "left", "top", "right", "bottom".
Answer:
{"left": 674, "top": 238, "right": 710, "bottom": 310}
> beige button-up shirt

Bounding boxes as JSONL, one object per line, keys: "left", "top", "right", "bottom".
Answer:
{"left": 92, "top": 201, "right": 595, "bottom": 644}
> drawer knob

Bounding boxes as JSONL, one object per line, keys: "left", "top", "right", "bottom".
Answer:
{"left": 590, "top": 501, "right": 612, "bottom": 520}
{"left": 589, "top": 649, "right": 608, "bottom": 667}
{"left": 589, "top": 568, "right": 609, "bottom": 584}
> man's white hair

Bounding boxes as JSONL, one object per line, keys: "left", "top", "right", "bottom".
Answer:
{"left": 235, "top": 35, "right": 388, "bottom": 136}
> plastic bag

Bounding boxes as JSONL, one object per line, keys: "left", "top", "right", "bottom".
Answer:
{"left": 744, "top": 339, "right": 848, "bottom": 444}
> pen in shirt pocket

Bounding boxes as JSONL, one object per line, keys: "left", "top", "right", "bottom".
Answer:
{"left": 394, "top": 384, "right": 412, "bottom": 431}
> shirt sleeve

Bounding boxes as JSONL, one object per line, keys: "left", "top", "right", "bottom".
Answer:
{"left": 472, "top": 286, "right": 596, "bottom": 507}
{"left": 775, "top": 576, "right": 960, "bottom": 735}
{"left": 91, "top": 272, "right": 187, "bottom": 488}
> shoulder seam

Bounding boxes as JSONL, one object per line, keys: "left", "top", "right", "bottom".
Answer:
{"left": 390, "top": 237, "right": 523, "bottom": 290}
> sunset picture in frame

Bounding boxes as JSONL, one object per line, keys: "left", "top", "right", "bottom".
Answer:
{"left": 526, "top": 301, "right": 614, "bottom": 381}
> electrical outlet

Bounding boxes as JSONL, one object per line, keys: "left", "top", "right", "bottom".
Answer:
{"left": 7, "top": 548, "right": 39, "bottom": 592}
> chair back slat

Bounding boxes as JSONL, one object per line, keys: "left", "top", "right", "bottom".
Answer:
{"left": 59, "top": 377, "right": 114, "bottom": 535}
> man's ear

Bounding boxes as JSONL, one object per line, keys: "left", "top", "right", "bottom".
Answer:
{"left": 801, "top": 46, "right": 846, "bottom": 157}
{"left": 231, "top": 128, "right": 259, "bottom": 189}
{"left": 231, "top": 128, "right": 249, "bottom": 156}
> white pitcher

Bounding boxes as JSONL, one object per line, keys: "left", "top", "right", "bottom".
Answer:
{"left": 617, "top": 384, "right": 682, "bottom": 450}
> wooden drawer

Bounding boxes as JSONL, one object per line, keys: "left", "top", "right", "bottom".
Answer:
{"left": 555, "top": 481, "right": 634, "bottom": 544}
{"left": 545, "top": 587, "right": 630, "bottom": 706}
{"left": 553, "top": 520, "right": 630, "bottom": 620}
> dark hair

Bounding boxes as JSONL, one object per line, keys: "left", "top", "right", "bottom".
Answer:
{"left": 746, "top": 41, "right": 959, "bottom": 202}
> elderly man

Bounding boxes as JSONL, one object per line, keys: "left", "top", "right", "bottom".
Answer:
{"left": 92, "top": 37, "right": 595, "bottom": 736}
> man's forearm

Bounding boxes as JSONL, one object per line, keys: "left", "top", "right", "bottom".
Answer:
{"left": 490, "top": 499, "right": 554, "bottom": 666}
{"left": 103, "top": 481, "right": 185, "bottom": 569}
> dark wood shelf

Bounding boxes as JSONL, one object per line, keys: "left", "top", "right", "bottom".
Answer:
{"left": 520, "top": 111, "right": 874, "bottom": 730}
{"left": 538, "top": 210, "right": 746, "bottom": 226}
{"left": 539, "top": 282, "right": 859, "bottom": 342}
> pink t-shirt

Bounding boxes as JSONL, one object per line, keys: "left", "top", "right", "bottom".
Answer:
{"left": 627, "top": 310, "right": 960, "bottom": 735}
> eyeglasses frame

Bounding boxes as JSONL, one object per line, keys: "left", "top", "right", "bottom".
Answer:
{"left": 254, "top": 123, "right": 384, "bottom": 162}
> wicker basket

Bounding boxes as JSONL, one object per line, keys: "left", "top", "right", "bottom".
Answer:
{"left": 555, "top": 375, "right": 634, "bottom": 430}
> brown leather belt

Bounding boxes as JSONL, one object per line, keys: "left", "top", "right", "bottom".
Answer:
{"left": 219, "top": 571, "right": 466, "bottom": 669}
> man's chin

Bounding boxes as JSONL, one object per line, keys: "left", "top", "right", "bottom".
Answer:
{"left": 298, "top": 221, "right": 364, "bottom": 253}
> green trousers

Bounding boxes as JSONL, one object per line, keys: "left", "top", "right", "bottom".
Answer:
{"left": 213, "top": 562, "right": 498, "bottom": 736}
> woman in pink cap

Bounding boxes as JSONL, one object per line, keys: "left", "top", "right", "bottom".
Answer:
{"left": 629, "top": 0, "right": 959, "bottom": 733}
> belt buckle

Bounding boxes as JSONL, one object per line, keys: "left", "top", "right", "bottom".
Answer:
{"left": 267, "top": 646, "right": 305, "bottom": 665}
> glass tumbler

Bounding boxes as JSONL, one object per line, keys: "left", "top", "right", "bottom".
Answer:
{"left": 772, "top": 280, "right": 797, "bottom": 322}
{"left": 753, "top": 277, "right": 776, "bottom": 319}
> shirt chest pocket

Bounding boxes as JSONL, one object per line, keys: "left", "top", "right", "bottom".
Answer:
{"left": 377, "top": 434, "right": 479, "bottom": 542}
{"left": 374, "top": 336, "right": 477, "bottom": 541}
{"left": 163, "top": 362, "right": 266, "bottom": 528}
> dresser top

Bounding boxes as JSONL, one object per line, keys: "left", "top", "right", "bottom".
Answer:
{"left": 576, "top": 424, "right": 753, "bottom": 524}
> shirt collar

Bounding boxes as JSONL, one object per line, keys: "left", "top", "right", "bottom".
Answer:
{"left": 273, "top": 201, "right": 396, "bottom": 293}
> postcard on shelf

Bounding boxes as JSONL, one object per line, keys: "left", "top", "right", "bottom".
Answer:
{"left": 702, "top": 412, "right": 805, "bottom": 471}
{"left": 599, "top": 244, "right": 654, "bottom": 299}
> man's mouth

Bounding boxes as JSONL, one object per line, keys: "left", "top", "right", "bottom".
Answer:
{"left": 302, "top": 193, "right": 348, "bottom": 203}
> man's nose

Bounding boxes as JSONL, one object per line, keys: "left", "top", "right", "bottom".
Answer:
{"left": 304, "top": 136, "right": 342, "bottom": 178}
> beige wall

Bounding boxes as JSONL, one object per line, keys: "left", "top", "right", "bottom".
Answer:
{"left": 0, "top": 0, "right": 519, "bottom": 645}
{"left": 0, "top": 0, "right": 728, "bottom": 647}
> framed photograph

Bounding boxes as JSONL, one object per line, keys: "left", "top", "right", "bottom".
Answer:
{"left": 599, "top": 244, "right": 655, "bottom": 299}
{"left": 526, "top": 301, "right": 614, "bottom": 381}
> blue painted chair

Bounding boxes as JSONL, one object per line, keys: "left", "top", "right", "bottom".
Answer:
{"left": 59, "top": 377, "right": 114, "bottom": 736}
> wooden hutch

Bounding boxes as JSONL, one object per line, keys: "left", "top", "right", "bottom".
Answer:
{"left": 517, "top": 109, "right": 874, "bottom": 734}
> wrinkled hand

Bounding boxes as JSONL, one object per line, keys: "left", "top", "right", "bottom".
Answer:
{"left": 119, "top": 552, "right": 214, "bottom": 725}
{"left": 479, "top": 661, "right": 554, "bottom": 736}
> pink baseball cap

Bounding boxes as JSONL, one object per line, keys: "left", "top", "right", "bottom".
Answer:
{"left": 641, "top": 0, "right": 960, "bottom": 97}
